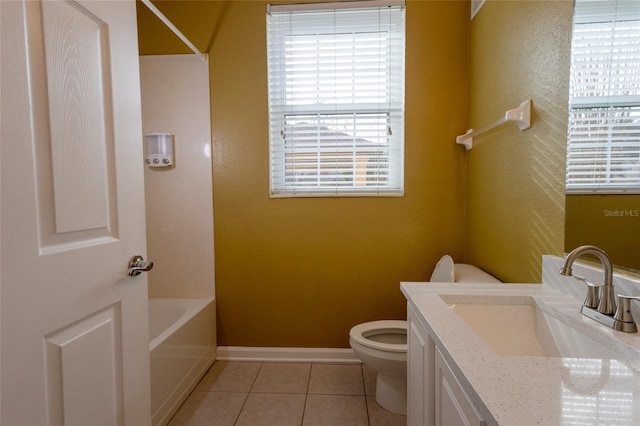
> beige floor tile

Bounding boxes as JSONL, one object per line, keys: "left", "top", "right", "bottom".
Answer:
{"left": 302, "top": 394, "right": 369, "bottom": 426}
{"left": 196, "top": 361, "right": 262, "bottom": 392}
{"left": 168, "top": 391, "right": 247, "bottom": 426}
{"left": 235, "top": 393, "right": 306, "bottom": 426}
{"left": 366, "top": 396, "right": 407, "bottom": 426}
{"left": 251, "top": 362, "right": 311, "bottom": 394}
{"left": 362, "top": 364, "right": 377, "bottom": 396}
{"left": 308, "top": 364, "right": 365, "bottom": 396}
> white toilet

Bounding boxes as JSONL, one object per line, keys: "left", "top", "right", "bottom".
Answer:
{"left": 349, "top": 255, "right": 501, "bottom": 415}
{"left": 349, "top": 320, "right": 408, "bottom": 414}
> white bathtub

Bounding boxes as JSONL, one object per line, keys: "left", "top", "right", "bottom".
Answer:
{"left": 149, "top": 298, "right": 216, "bottom": 426}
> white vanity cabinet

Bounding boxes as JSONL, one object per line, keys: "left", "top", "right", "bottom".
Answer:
{"left": 407, "top": 304, "right": 485, "bottom": 426}
{"left": 434, "top": 346, "right": 485, "bottom": 426}
{"left": 407, "top": 304, "right": 434, "bottom": 426}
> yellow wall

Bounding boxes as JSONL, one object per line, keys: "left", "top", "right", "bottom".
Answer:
{"left": 464, "top": 0, "right": 573, "bottom": 283}
{"left": 137, "top": 0, "right": 575, "bottom": 345}
{"left": 566, "top": 195, "right": 640, "bottom": 271}
{"left": 138, "top": 0, "right": 469, "bottom": 347}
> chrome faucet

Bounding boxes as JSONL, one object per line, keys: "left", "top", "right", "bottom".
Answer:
{"left": 557, "top": 245, "right": 640, "bottom": 332}
{"left": 559, "top": 245, "right": 616, "bottom": 315}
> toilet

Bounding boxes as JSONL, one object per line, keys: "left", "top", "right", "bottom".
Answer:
{"left": 349, "top": 320, "right": 408, "bottom": 414}
{"left": 349, "top": 255, "right": 501, "bottom": 415}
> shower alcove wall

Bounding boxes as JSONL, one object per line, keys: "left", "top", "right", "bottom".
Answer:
{"left": 139, "top": 54, "right": 216, "bottom": 426}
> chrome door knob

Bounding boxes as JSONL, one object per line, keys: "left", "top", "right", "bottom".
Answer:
{"left": 128, "top": 255, "right": 154, "bottom": 277}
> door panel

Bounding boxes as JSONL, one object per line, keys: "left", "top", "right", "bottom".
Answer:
{"left": 45, "top": 304, "right": 123, "bottom": 426}
{"left": 31, "top": 0, "right": 118, "bottom": 250}
{"left": 42, "top": 0, "right": 115, "bottom": 236}
{"left": 1, "top": 1, "right": 150, "bottom": 424}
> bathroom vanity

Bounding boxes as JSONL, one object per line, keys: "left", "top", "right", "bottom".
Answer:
{"left": 402, "top": 257, "right": 640, "bottom": 426}
{"left": 407, "top": 303, "right": 484, "bottom": 425}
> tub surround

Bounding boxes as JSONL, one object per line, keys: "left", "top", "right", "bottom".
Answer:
{"left": 149, "top": 298, "right": 216, "bottom": 426}
{"left": 140, "top": 54, "right": 216, "bottom": 426}
{"left": 139, "top": 54, "right": 215, "bottom": 300}
{"left": 402, "top": 257, "right": 640, "bottom": 425}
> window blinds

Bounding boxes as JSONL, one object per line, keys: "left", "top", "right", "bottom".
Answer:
{"left": 566, "top": 0, "right": 640, "bottom": 193}
{"left": 267, "top": 1, "right": 405, "bottom": 197}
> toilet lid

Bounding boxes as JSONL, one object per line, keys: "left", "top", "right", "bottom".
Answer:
{"left": 349, "top": 320, "right": 407, "bottom": 353}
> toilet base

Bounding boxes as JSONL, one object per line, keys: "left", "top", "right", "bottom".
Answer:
{"left": 375, "top": 373, "right": 407, "bottom": 415}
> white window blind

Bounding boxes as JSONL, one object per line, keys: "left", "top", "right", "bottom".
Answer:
{"left": 566, "top": 0, "right": 640, "bottom": 193}
{"left": 266, "top": 1, "right": 405, "bottom": 197}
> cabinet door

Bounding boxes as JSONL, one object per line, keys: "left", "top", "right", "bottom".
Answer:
{"left": 407, "top": 304, "right": 434, "bottom": 426}
{"left": 434, "top": 347, "right": 485, "bottom": 426}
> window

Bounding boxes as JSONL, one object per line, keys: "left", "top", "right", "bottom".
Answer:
{"left": 266, "top": 0, "right": 405, "bottom": 197}
{"left": 566, "top": 0, "right": 640, "bottom": 193}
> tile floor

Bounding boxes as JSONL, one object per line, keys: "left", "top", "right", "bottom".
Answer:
{"left": 168, "top": 361, "right": 407, "bottom": 426}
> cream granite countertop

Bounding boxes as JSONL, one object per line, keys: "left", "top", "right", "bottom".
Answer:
{"left": 401, "top": 282, "right": 640, "bottom": 426}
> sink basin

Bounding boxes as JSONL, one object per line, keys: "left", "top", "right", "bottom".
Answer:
{"left": 441, "top": 295, "right": 625, "bottom": 359}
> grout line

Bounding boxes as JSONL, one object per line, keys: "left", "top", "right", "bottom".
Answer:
{"left": 176, "top": 361, "right": 404, "bottom": 426}
{"left": 233, "top": 361, "right": 263, "bottom": 425}
{"left": 232, "top": 392, "right": 250, "bottom": 426}
{"left": 300, "top": 362, "right": 314, "bottom": 426}
{"left": 247, "top": 361, "right": 264, "bottom": 393}
{"left": 361, "top": 364, "right": 372, "bottom": 425}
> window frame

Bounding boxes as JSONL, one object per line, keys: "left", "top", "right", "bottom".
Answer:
{"left": 266, "top": 0, "right": 406, "bottom": 198}
{"left": 566, "top": 0, "right": 640, "bottom": 194}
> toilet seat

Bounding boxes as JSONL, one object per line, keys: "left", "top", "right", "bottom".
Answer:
{"left": 349, "top": 320, "right": 407, "bottom": 353}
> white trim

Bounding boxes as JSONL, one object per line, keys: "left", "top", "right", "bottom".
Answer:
{"left": 267, "top": 0, "right": 404, "bottom": 14}
{"left": 270, "top": 191, "right": 404, "bottom": 198}
{"left": 216, "top": 346, "right": 361, "bottom": 363}
{"left": 566, "top": 187, "right": 640, "bottom": 195}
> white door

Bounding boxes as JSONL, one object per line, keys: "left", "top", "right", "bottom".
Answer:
{"left": 1, "top": 1, "right": 151, "bottom": 425}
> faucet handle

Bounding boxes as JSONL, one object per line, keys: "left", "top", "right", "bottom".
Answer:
{"left": 574, "top": 276, "right": 600, "bottom": 309}
{"left": 574, "top": 275, "right": 600, "bottom": 287}
{"left": 614, "top": 295, "right": 640, "bottom": 324}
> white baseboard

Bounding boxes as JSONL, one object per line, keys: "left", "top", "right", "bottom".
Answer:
{"left": 216, "top": 346, "right": 361, "bottom": 363}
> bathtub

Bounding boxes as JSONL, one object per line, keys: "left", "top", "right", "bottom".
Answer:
{"left": 149, "top": 298, "right": 216, "bottom": 426}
